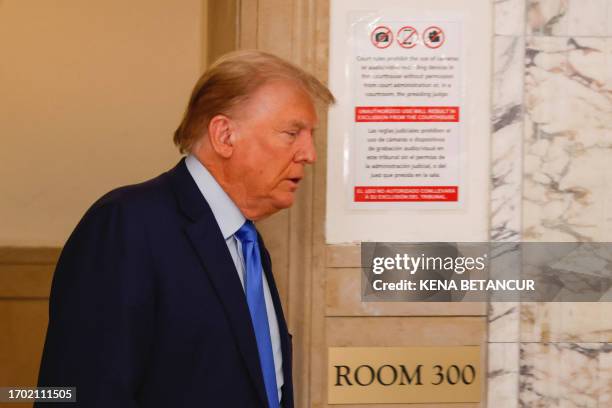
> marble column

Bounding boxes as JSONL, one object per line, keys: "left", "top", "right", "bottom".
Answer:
{"left": 488, "top": 0, "right": 525, "bottom": 406}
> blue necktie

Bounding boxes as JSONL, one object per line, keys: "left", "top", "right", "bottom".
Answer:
{"left": 236, "top": 221, "right": 279, "bottom": 408}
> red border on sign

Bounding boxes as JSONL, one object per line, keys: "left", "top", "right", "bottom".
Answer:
{"left": 371, "top": 26, "right": 393, "bottom": 49}
{"left": 354, "top": 186, "right": 459, "bottom": 202}
{"left": 423, "top": 26, "right": 445, "bottom": 49}
{"left": 397, "top": 26, "right": 418, "bottom": 49}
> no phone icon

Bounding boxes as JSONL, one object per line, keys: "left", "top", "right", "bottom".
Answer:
{"left": 397, "top": 26, "right": 418, "bottom": 48}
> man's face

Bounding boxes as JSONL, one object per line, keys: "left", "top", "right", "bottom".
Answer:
{"left": 227, "top": 80, "right": 318, "bottom": 219}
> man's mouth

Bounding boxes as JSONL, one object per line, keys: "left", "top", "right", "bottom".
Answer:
{"left": 286, "top": 177, "right": 302, "bottom": 189}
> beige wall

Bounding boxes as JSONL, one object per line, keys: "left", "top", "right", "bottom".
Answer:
{"left": 0, "top": 0, "right": 204, "bottom": 246}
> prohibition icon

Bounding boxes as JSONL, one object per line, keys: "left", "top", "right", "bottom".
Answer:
{"left": 371, "top": 26, "right": 393, "bottom": 49}
{"left": 423, "top": 26, "right": 445, "bottom": 49}
{"left": 397, "top": 26, "right": 418, "bottom": 49}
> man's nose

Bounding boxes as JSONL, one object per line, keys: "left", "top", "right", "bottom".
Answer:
{"left": 295, "top": 134, "right": 317, "bottom": 164}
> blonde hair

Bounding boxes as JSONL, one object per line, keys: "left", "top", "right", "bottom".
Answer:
{"left": 173, "top": 50, "right": 335, "bottom": 153}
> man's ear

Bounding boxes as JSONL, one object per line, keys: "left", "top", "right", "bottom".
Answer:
{"left": 207, "top": 114, "right": 235, "bottom": 158}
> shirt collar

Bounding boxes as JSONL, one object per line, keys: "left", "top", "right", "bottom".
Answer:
{"left": 185, "top": 154, "right": 245, "bottom": 239}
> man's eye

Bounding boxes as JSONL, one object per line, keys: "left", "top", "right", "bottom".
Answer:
{"left": 284, "top": 130, "right": 299, "bottom": 137}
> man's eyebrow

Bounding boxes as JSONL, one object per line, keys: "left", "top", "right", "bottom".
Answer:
{"left": 286, "top": 120, "right": 314, "bottom": 129}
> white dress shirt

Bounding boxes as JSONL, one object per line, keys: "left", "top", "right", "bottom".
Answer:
{"left": 185, "top": 154, "right": 284, "bottom": 402}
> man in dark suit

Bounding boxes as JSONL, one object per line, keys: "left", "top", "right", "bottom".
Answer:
{"left": 36, "top": 50, "right": 334, "bottom": 407}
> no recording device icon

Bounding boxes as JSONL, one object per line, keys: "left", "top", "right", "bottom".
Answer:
{"left": 423, "top": 26, "right": 445, "bottom": 49}
{"left": 371, "top": 26, "right": 393, "bottom": 49}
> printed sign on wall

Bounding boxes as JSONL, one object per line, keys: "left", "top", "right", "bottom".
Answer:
{"left": 348, "top": 16, "right": 464, "bottom": 208}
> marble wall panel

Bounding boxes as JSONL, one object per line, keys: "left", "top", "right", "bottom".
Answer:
{"left": 491, "top": 0, "right": 612, "bottom": 405}
{"left": 523, "top": 36, "right": 612, "bottom": 242}
{"left": 528, "top": 0, "right": 611, "bottom": 37}
{"left": 491, "top": 35, "right": 524, "bottom": 244}
{"left": 513, "top": 15, "right": 612, "bottom": 408}
{"left": 487, "top": 342, "right": 520, "bottom": 408}
{"left": 521, "top": 302, "right": 612, "bottom": 343}
{"left": 527, "top": 0, "right": 569, "bottom": 36}
{"left": 519, "top": 342, "right": 612, "bottom": 407}
{"left": 566, "top": 0, "right": 609, "bottom": 36}
{"left": 495, "top": 0, "right": 526, "bottom": 36}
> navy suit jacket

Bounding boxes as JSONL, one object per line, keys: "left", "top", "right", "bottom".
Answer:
{"left": 36, "top": 158, "right": 293, "bottom": 408}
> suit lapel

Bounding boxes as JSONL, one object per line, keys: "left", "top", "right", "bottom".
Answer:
{"left": 170, "top": 159, "right": 269, "bottom": 407}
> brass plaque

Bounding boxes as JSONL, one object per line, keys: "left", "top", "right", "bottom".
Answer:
{"left": 328, "top": 346, "right": 481, "bottom": 404}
